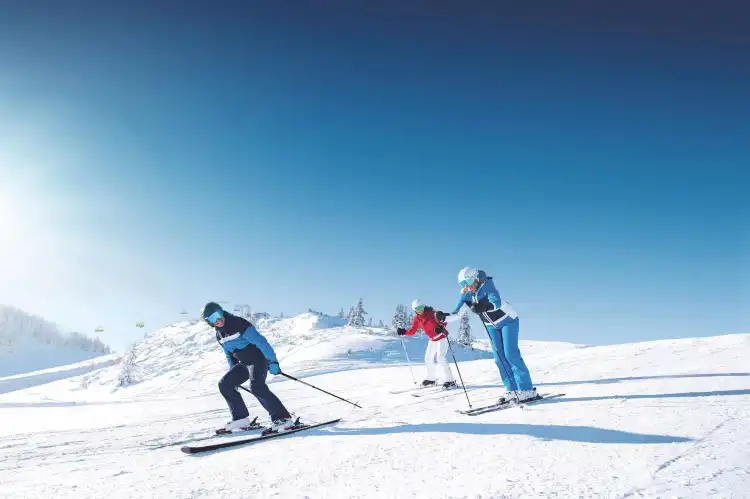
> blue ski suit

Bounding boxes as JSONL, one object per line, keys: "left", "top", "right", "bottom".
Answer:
{"left": 452, "top": 277, "right": 534, "bottom": 391}
{"left": 213, "top": 314, "right": 291, "bottom": 422}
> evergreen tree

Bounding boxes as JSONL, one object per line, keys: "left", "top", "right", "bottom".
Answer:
{"left": 368, "top": 317, "right": 373, "bottom": 327}
{"left": 378, "top": 319, "right": 385, "bottom": 328}
{"left": 338, "top": 308, "right": 345, "bottom": 319}
{"left": 116, "top": 344, "right": 138, "bottom": 387}
{"left": 390, "top": 304, "right": 410, "bottom": 335}
{"left": 458, "top": 311, "right": 473, "bottom": 347}
{"left": 347, "top": 298, "right": 367, "bottom": 327}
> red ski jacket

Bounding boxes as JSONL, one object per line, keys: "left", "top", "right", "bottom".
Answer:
{"left": 405, "top": 307, "right": 448, "bottom": 341}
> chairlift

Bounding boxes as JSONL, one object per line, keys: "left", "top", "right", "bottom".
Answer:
{"left": 136, "top": 322, "right": 145, "bottom": 328}
{"left": 94, "top": 326, "right": 104, "bottom": 333}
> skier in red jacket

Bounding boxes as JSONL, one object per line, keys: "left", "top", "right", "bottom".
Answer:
{"left": 397, "top": 299, "right": 456, "bottom": 388}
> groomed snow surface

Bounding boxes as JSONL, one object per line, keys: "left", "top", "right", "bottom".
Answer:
{"left": 0, "top": 313, "right": 748, "bottom": 498}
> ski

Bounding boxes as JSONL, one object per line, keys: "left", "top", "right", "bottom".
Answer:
{"left": 389, "top": 385, "right": 430, "bottom": 394}
{"left": 181, "top": 418, "right": 342, "bottom": 454}
{"left": 411, "top": 385, "right": 457, "bottom": 397}
{"left": 143, "top": 417, "right": 264, "bottom": 449}
{"left": 459, "top": 393, "right": 565, "bottom": 416}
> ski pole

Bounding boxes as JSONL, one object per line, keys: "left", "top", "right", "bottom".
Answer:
{"left": 480, "top": 312, "right": 520, "bottom": 404}
{"left": 446, "top": 338, "right": 472, "bottom": 409}
{"left": 401, "top": 338, "right": 417, "bottom": 384}
{"left": 280, "top": 371, "right": 362, "bottom": 408}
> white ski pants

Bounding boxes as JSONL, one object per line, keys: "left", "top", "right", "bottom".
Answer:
{"left": 424, "top": 337, "right": 455, "bottom": 382}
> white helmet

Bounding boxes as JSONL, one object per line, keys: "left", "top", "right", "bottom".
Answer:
{"left": 411, "top": 298, "right": 425, "bottom": 311}
{"left": 458, "top": 266, "right": 478, "bottom": 287}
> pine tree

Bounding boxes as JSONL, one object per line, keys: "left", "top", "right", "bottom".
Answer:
{"left": 368, "top": 317, "right": 373, "bottom": 327}
{"left": 390, "top": 304, "right": 410, "bottom": 334}
{"left": 458, "top": 311, "right": 473, "bottom": 347}
{"left": 339, "top": 308, "right": 345, "bottom": 319}
{"left": 116, "top": 344, "right": 138, "bottom": 387}
{"left": 378, "top": 319, "right": 385, "bottom": 328}
{"left": 347, "top": 298, "right": 367, "bottom": 327}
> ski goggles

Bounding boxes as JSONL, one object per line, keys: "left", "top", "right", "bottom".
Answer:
{"left": 413, "top": 304, "right": 425, "bottom": 313}
{"left": 459, "top": 277, "right": 476, "bottom": 288}
{"left": 205, "top": 310, "right": 224, "bottom": 325}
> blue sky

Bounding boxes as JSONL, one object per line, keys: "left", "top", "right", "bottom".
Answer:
{"left": 1, "top": 1, "right": 747, "bottom": 350}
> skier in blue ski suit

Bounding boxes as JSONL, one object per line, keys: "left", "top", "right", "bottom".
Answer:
{"left": 450, "top": 267, "right": 537, "bottom": 403}
{"left": 202, "top": 302, "right": 292, "bottom": 433}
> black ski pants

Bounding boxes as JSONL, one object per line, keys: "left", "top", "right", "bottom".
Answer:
{"left": 218, "top": 346, "right": 291, "bottom": 422}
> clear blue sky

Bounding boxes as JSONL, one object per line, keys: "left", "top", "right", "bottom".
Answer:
{"left": 1, "top": 1, "right": 747, "bottom": 351}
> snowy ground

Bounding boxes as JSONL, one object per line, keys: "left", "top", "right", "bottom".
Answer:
{"left": 0, "top": 317, "right": 748, "bottom": 498}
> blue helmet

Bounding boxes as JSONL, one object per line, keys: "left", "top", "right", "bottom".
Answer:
{"left": 202, "top": 302, "right": 223, "bottom": 321}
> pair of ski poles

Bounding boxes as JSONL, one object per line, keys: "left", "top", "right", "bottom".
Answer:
{"left": 221, "top": 343, "right": 362, "bottom": 409}
{"left": 400, "top": 335, "right": 473, "bottom": 409}
{"left": 236, "top": 370, "right": 362, "bottom": 409}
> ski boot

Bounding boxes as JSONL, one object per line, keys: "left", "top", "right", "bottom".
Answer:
{"left": 498, "top": 391, "right": 516, "bottom": 405}
{"left": 421, "top": 379, "right": 436, "bottom": 387}
{"left": 516, "top": 388, "right": 539, "bottom": 402}
{"left": 216, "top": 416, "right": 261, "bottom": 435}
{"left": 261, "top": 417, "right": 306, "bottom": 436}
{"left": 442, "top": 381, "right": 457, "bottom": 389}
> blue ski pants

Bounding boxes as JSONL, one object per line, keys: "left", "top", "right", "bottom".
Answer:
{"left": 485, "top": 318, "right": 534, "bottom": 391}
{"left": 218, "top": 346, "right": 291, "bottom": 422}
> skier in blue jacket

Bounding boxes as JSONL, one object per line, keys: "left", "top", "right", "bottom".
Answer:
{"left": 450, "top": 267, "right": 537, "bottom": 403}
{"left": 202, "top": 302, "right": 292, "bottom": 433}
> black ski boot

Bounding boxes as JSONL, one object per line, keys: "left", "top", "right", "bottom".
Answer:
{"left": 442, "top": 381, "right": 457, "bottom": 389}
{"left": 421, "top": 379, "right": 436, "bottom": 387}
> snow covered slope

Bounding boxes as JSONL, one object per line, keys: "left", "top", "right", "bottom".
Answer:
{"left": 0, "top": 318, "right": 748, "bottom": 498}
{"left": 0, "top": 355, "right": 119, "bottom": 395}
{"left": 0, "top": 312, "right": 492, "bottom": 402}
{"left": 0, "top": 305, "right": 111, "bottom": 377}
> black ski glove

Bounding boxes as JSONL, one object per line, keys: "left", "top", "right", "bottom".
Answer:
{"left": 434, "top": 325, "right": 447, "bottom": 335}
{"left": 435, "top": 311, "right": 449, "bottom": 322}
{"left": 397, "top": 328, "right": 407, "bottom": 336}
{"left": 471, "top": 300, "right": 492, "bottom": 314}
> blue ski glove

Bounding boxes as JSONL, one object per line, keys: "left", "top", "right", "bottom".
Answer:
{"left": 268, "top": 361, "right": 281, "bottom": 375}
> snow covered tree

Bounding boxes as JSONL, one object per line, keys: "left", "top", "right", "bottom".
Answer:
{"left": 338, "top": 308, "right": 345, "bottom": 319}
{"left": 378, "top": 319, "right": 385, "bottom": 328}
{"left": 368, "top": 317, "right": 373, "bottom": 327}
{"left": 116, "top": 344, "right": 138, "bottom": 388}
{"left": 390, "top": 304, "right": 410, "bottom": 334}
{"left": 458, "top": 311, "right": 473, "bottom": 347}
{"left": 347, "top": 298, "right": 367, "bottom": 327}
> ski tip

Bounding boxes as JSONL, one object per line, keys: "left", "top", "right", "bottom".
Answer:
{"left": 180, "top": 446, "right": 197, "bottom": 454}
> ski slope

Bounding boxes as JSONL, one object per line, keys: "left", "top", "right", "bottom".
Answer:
{"left": 0, "top": 315, "right": 748, "bottom": 498}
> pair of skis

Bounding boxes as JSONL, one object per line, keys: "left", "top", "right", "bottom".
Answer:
{"left": 180, "top": 417, "right": 342, "bottom": 454}
{"left": 389, "top": 384, "right": 456, "bottom": 397}
{"left": 458, "top": 392, "right": 565, "bottom": 416}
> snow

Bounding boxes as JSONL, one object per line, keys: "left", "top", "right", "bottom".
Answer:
{"left": 0, "top": 313, "right": 748, "bottom": 498}
{"left": 0, "top": 305, "right": 111, "bottom": 377}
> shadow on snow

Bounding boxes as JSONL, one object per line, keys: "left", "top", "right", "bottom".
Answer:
{"left": 539, "top": 372, "right": 750, "bottom": 387}
{"left": 328, "top": 423, "right": 693, "bottom": 444}
{"left": 534, "top": 388, "right": 750, "bottom": 404}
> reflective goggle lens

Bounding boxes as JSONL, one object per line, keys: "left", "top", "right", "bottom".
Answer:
{"left": 414, "top": 305, "right": 425, "bottom": 313}
{"left": 459, "top": 278, "right": 475, "bottom": 288}
{"left": 205, "top": 310, "right": 224, "bottom": 324}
